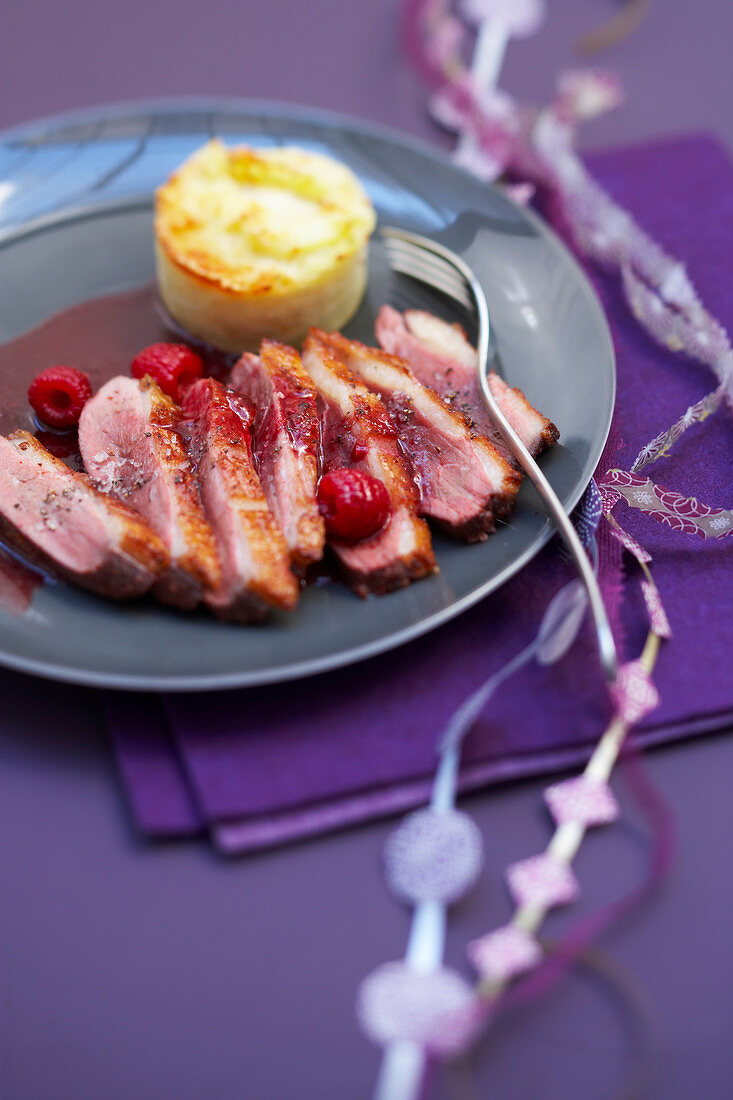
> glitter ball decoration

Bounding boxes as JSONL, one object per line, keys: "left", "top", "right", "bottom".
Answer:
{"left": 357, "top": 961, "right": 476, "bottom": 1048}
{"left": 383, "top": 808, "right": 484, "bottom": 905}
{"left": 544, "top": 776, "right": 620, "bottom": 827}
{"left": 467, "top": 924, "right": 542, "bottom": 982}
{"left": 505, "top": 853, "right": 579, "bottom": 909}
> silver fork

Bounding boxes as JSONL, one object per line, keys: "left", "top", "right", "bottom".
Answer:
{"left": 379, "top": 224, "right": 618, "bottom": 684}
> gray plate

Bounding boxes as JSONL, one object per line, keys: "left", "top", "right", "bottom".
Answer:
{"left": 0, "top": 99, "right": 615, "bottom": 691}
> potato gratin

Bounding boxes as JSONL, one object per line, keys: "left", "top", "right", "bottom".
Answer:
{"left": 154, "top": 139, "right": 376, "bottom": 352}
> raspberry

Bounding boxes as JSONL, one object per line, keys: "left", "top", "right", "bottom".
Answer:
{"left": 131, "top": 342, "right": 204, "bottom": 402}
{"left": 317, "top": 468, "right": 391, "bottom": 542}
{"left": 28, "top": 366, "right": 92, "bottom": 429}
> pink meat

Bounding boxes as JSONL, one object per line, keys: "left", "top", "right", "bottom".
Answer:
{"left": 79, "top": 375, "right": 221, "bottom": 608}
{"left": 0, "top": 431, "right": 168, "bottom": 598}
{"left": 302, "top": 329, "right": 435, "bottom": 596}
{"left": 375, "top": 306, "right": 559, "bottom": 464}
{"left": 181, "top": 378, "right": 299, "bottom": 621}
{"left": 318, "top": 331, "right": 522, "bottom": 541}
{"left": 230, "top": 340, "right": 324, "bottom": 573}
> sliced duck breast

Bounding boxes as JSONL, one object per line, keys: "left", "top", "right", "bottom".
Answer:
{"left": 375, "top": 306, "right": 560, "bottom": 463}
{"left": 230, "top": 340, "right": 324, "bottom": 573}
{"left": 79, "top": 375, "right": 221, "bottom": 608}
{"left": 302, "top": 329, "right": 435, "bottom": 596}
{"left": 316, "top": 331, "right": 521, "bottom": 540}
{"left": 181, "top": 378, "right": 299, "bottom": 621}
{"left": 0, "top": 430, "right": 168, "bottom": 598}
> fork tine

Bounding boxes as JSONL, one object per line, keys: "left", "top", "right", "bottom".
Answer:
{"left": 386, "top": 257, "right": 474, "bottom": 312}
{"left": 382, "top": 241, "right": 474, "bottom": 311}
{"left": 381, "top": 235, "right": 467, "bottom": 291}
{"left": 382, "top": 232, "right": 474, "bottom": 298}
{"left": 383, "top": 247, "right": 470, "bottom": 300}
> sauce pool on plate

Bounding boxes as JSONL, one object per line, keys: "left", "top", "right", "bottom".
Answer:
{"left": 0, "top": 283, "right": 234, "bottom": 614}
{"left": 0, "top": 283, "right": 234, "bottom": 439}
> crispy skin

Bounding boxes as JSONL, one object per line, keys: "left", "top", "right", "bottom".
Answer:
{"left": 230, "top": 340, "right": 325, "bottom": 572}
{"left": 79, "top": 375, "right": 221, "bottom": 608}
{"left": 375, "top": 306, "right": 560, "bottom": 464}
{"left": 182, "top": 378, "right": 299, "bottom": 621}
{"left": 302, "top": 329, "right": 435, "bottom": 596}
{"left": 0, "top": 431, "right": 168, "bottom": 599}
{"left": 318, "top": 331, "right": 522, "bottom": 541}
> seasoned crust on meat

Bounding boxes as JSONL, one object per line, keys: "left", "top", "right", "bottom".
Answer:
{"left": 302, "top": 328, "right": 435, "bottom": 596}
{"left": 375, "top": 306, "right": 560, "bottom": 463}
{"left": 0, "top": 431, "right": 168, "bottom": 599}
{"left": 316, "top": 330, "right": 522, "bottom": 541}
{"left": 230, "top": 340, "right": 324, "bottom": 573}
{"left": 182, "top": 378, "right": 299, "bottom": 621}
{"left": 79, "top": 375, "right": 221, "bottom": 608}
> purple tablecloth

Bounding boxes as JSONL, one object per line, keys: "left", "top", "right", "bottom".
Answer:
{"left": 109, "top": 132, "right": 733, "bottom": 853}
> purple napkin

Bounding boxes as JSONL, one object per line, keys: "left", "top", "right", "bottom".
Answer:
{"left": 107, "top": 133, "right": 733, "bottom": 853}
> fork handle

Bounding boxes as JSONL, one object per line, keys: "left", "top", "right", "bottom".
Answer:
{"left": 438, "top": 234, "right": 621, "bottom": 684}
{"left": 478, "top": 364, "right": 619, "bottom": 683}
{"left": 380, "top": 225, "right": 618, "bottom": 684}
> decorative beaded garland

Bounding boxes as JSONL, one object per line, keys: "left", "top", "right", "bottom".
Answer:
{"left": 358, "top": 3, "right": 731, "bottom": 1092}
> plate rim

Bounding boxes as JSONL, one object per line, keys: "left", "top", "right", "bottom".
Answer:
{"left": 0, "top": 96, "right": 616, "bottom": 692}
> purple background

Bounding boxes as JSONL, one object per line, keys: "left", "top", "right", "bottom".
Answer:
{"left": 1, "top": 2, "right": 732, "bottom": 1098}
